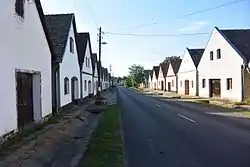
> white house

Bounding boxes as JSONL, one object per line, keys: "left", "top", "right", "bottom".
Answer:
{"left": 91, "top": 53, "right": 99, "bottom": 95}
{"left": 45, "top": 13, "right": 80, "bottom": 110}
{"left": 148, "top": 70, "right": 153, "bottom": 90}
{"left": 0, "top": 0, "right": 52, "bottom": 137}
{"left": 158, "top": 63, "right": 169, "bottom": 91}
{"left": 166, "top": 59, "right": 182, "bottom": 92}
{"left": 198, "top": 27, "right": 250, "bottom": 102}
{"left": 152, "top": 66, "right": 160, "bottom": 90}
{"left": 77, "top": 33, "right": 94, "bottom": 98}
{"left": 178, "top": 48, "right": 204, "bottom": 96}
{"left": 143, "top": 70, "right": 151, "bottom": 88}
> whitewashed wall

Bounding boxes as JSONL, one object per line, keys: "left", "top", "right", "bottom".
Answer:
{"left": 0, "top": 1, "right": 52, "bottom": 136}
{"left": 166, "top": 64, "right": 177, "bottom": 92}
{"left": 82, "top": 41, "right": 93, "bottom": 98}
{"left": 60, "top": 21, "right": 80, "bottom": 107}
{"left": 152, "top": 71, "right": 158, "bottom": 90}
{"left": 198, "top": 28, "right": 243, "bottom": 101}
{"left": 178, "top": 49, "right": 197, "bottom": 96}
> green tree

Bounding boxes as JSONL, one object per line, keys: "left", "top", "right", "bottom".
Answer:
{"left": 124, "top": 76, "right": 133, "bottom": 87}
{"left": 128, "top": 64, "right": 144, "bottom": 87}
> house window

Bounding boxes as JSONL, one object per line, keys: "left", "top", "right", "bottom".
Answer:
{"left": 64, "top": 77, "right": 69, "bottom": 94}
{"left": 210, "top": 51, "right": 213, "bottom": 60}
{"left": 191, "top": 81, "right": 194, "bottom": 88}
{"left": 172, "top": 80, "right": 174, "bottom": 87}
{"left": 84, "top": 80, "right": 87, "bottom": 91}
{"left": 202, "top": 79, "right": 206, "bottom": 88}
{"left": 86, "top": 57, "right": 88, "bottom": 67}
{"left": 15, "top": 0, "right": 25, "bottom": 18}
{"left": 217, "top": 49, "right": 221, "bottom": 59}
{"left": 226, "top": 78, "right": 232, "bottom": 90}
{"left": 70, "top": 37, "right": 74, "bottom": 53}
{"left": 180, "top": 81, "right": 182, "bottom": 87}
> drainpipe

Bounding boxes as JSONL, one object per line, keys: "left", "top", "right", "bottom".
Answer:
{"left": 80, "top": 67, "right": 83, "bottom": 103}
{"left": 196, "top": 70, "right": 199, "bottom": 96}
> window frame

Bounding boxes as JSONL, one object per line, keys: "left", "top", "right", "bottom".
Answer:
{"left": 217, "top": 49, "right": 221, "bottom": 59}
{"left": 84, "top": 80, "right": 87, "bottom": 91}
{"left": 210, "top": 51, "right": 214, "bottom": 60}
{"left": 202, "top": 79, "right": 206, "bottom": 88}
{"left": 226, "top": 78, "right": 232, "bottom": 90}
{"left": 15, "top": 0, "right": 25, "bottom": 18}
{"left": 191, "top": 81, "right": 194, "bottom": 88}
{"left": 70, "top": 37, "right": 74, "bottom": 53}
{"left": 64, "top": 77, "right": 69, "bottom": 95}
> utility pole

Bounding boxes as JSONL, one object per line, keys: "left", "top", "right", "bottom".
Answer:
{"left": 97, "top": 27, "right": 102, "bottom": 95}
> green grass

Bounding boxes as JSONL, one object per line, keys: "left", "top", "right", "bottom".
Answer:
{"left": 81, "top": 105, "right": 124, "bottom": 167}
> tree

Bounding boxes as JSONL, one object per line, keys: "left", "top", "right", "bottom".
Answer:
{"left": 163, "top": 56, "right": 181, "bottom": 63}
{"left": 124, "top": 76, "right": 133, "bottom": 87}
{"left": 128, "top": 64, "right": 144, "bottom": 87}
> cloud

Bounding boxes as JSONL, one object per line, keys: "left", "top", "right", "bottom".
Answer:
{"left": 178, "top": 21, "right": 209, "bottom": 32}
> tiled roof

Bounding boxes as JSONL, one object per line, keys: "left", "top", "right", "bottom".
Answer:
{"left": 170, "top": 59, "right": 182, "bottom": 75}
{"left": 153, "top": 66, "right": 160, "bottom": 79}
{"left": 187, "top": 48, "right": 204, "bottom": 68}
{"left": 76, "top": 33, "right": 93, "bottom": 70}
{"left": 160, "top": 62, "right": 170, "bottom": 78}
{"left": 44, "top": 13, "right": 74, "bottom": 63}
{"left": 218, "top": 28, "right": 250, "bottom": 61}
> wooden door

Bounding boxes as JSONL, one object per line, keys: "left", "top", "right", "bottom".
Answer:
{"left": 210, "top": 79, "right": 221, "bottom": 97}
{"left": 161, "top": 81, "right": 164, "bottom": 91}
{"left": 185, "top": 80, "right": 189, "bottom": 95}
{"left": 168, "top": 82, "right": 171, "bottom": 92}
{"left": 16, "top": 72, "right": 34, "bottom": 128}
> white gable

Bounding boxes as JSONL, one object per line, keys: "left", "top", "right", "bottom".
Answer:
{"left": 178, "top": 49, "right": 196, "bottom": 73}
{"left": 94, "top": 62, "right": 98, "bottom": 77}
{"left": 82, "top": 41, "right": 93, "bottom": 75}
{"left": 158, "top": 66, "right": 164, "bottom": 79}
{"left": 166, "top": 64, "right": 175, "bottom": 77}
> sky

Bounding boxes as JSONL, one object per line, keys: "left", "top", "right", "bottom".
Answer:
{"left": 41, "top": 0, "right": 250, "bottom": 77}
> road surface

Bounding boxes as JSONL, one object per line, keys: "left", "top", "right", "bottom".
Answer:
{"left": 117, "top": 87, "right": 250, "bottom": 167}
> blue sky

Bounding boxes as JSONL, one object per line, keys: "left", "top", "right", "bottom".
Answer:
{"left": 41, "top": 0, "right": 250, "bottom": 77}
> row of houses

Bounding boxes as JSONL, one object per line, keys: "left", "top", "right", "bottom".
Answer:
{"left": 0, "top": 0, "right": 111, "bottom": 139}
{"left": 144, "top": 27, "right": 250, "bottom": 102}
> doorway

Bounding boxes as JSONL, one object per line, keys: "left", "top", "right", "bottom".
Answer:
{"left": 185, "top": 80, "right": 189, "bottom": 95}
{"left": 71, "top": 77, "right": 79, "bottom": 102}
{"left": 168, "top": 82, "right": 171, "bottom": 92}
{"left": 209, "top": 79, "right": 221, "bottom": 97}
{"left": 16, "top": 72, "right": 34, "bottom": 128}
{"left": 88, "top": 80, "right": 92, "bottom": 96}
{"left": 161, "top": 81, "right": 164, "bottom": 91}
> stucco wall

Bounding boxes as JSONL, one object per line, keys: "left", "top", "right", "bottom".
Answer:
{"left": 0, "top": 1, "right": 52, "bottom": 136}
{"left": 166, "top": 64, "right": 177, "bottom": 92}
{"left": 178, "top": 50, "right": 198, "bottom": 96}
{"left": 198, "top": 28, "right": 243, "bottom": 101}
{"left": 59, "top": 21, "right": 80, "bottom": 107}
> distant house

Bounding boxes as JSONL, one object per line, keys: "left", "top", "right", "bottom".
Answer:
{"left": 76, "top": 33, "right": 93, "bottom": 98}
{"left": 91, "top": 53, "right": 98, "bottom": 95}
{"left": 198, "top": 27, "right": 250, "bottom": 101}
{"left": 148, "top": 70, "right": 153, "bottom": 90}
{"left": 152, "top": 66, "right": 160, "bottom": 90}
{"left": 178, "top": 48, "right": 204, "bottom": 96}
{"left": 166, "top": 59, "right": 182, "bottom": 92}
{"left": 45, "top": 13, "right": 80, "bottom": 110}
{"left": 143, "top": 70, "right": 151, "bottom": 88}
{"left": 0, "top": 0, "right": 53, "bottom": 137}
{"left": 158, "top": 63, "right": 169, "bottom": 91}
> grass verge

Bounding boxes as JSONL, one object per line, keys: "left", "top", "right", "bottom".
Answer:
{"left": 81, "top": 104, "right": 124, "bottom": 167}
{"left": 185, "top": 101, "right": 250, "bottom": 117}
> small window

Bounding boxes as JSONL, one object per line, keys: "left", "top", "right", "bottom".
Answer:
{"left": 84, "top": 80, "right": 87, "bottom": 91}
{"left": 86, "top": 57, "right": 88, "bottom": 67}
{"left": 191, "top": 81, "right": 194, "bottom": 88}
{"left": 172, "top": 80, "right": 174, "bottom": 87}
{"left": 64, "top": 77, "right": 69, "bottom": 94}
{"left": 210, "top": 51, "right": 213, "bottom": 60}
{"left": 15, "top": 0, "right": 24, "bottom": 18}
{"left": 202, "top": 79, "right": 205, "bottom": 88}
{"left": 180, "top": 81, "right": 182, "bottom": 87}
{"left": 217, "top": 49, "right": 221, "bottom": 59}
{"left": 226, "top": 78, "right": 232, "bottom": 90}
{"left": 70, "top": 37, "right": 74, "bottom": 53}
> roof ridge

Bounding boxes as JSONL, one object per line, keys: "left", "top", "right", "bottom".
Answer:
{"left": 45, "top": 13, "right": 74, "bottom": 16}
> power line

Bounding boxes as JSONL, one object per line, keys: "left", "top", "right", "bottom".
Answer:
{"left": 104, "top": 32, "right": 210, "bottom": 37}
{"left": 116, "top": 22, "right": 157, "bottom": 32}
{"left": 87, "top": 0, "right": 99, "bottom": 27}
{"left": 176, "top": 0, "right": 248, "bottom": 19}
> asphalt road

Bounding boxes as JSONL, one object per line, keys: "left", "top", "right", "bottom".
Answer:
{"left": 117, "top": 87, "right": 250, "bottom": 167}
